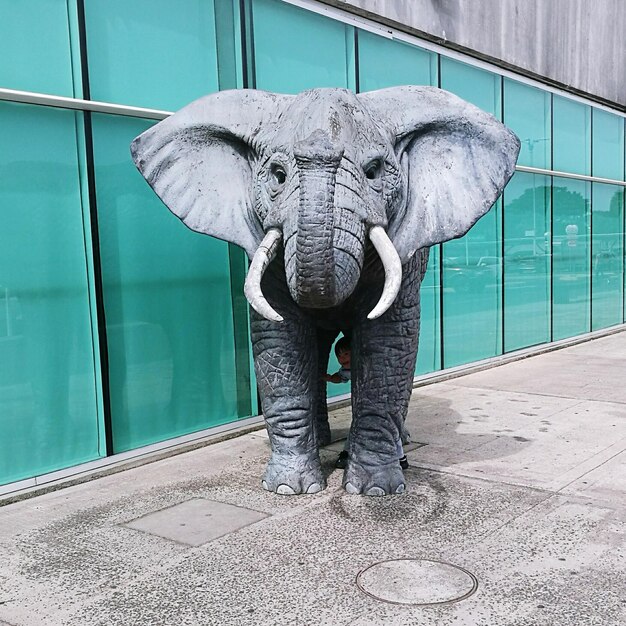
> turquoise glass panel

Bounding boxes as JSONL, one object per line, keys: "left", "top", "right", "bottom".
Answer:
{"left": 440, "top": 57, "right": 501, "bottom": 118}
{"left": 441, "top": 58, "right": 502, "bottom": 367}
{"left": 357, "top": 31, "right": 438, "bottom": 91}
{"left": 592, "top": 109, "right": 625, "bottom": 181}
{"left": 441, "top": 203, "right": 503, "bottom": 367}
{"left": 553, "top": 96, "right": 591, "bottom": 176}
{"left": 591, "top": 184, "right": 624, "bottom": 330}
{"left": 415, "top": 247, "right": 441, "bottom": 375}
{"left": 91, "top": 114, "right": 242, "bottom": 453}
{"left": 0, "top": 102, "right": 101, "bottom": 485}
{"left": 552, "top": 178, "right": 591, "bottom": 340}
{"left": 252, "top": 0, "right": 351, "bottom": 92}
{"left": 0, "top": 0, "right": 76, "bottom": 96}
{"left": 504, "top": 79, "right": 551, "bottom": 169}
{"left": 84, "top": 0, "right": 219, "bottom": 111}
{"left": 503, "top": 173, "right": 551, "bottom": 351}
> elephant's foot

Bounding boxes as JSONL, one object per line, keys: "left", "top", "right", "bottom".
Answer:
{"left": 262, "top": 452, "right": 326, "bottom": 495}
{"left": 342, "top": 459, "right": 406, "bottom": 496}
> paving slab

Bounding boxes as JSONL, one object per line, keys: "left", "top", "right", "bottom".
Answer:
{"left": 0, "top": 331, "right": 624, "bottom": 626}
{"left": 123, "top": 498, "right": 269, "bottom": 546}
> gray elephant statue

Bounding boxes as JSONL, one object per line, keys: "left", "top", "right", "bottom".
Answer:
{"left": 131, "top": 86, "right": 519, "bottom": 496}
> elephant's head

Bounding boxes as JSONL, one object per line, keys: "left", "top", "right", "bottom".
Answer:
{"left": 131, "top": 87, "right": 519, "bottom": 321}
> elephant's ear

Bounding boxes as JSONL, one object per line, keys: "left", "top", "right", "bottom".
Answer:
{"left": 359, "top": 86, "right": 520, "bottom": 262}
{"left": 130, "top": 89, "right": 293, "bottom": 258}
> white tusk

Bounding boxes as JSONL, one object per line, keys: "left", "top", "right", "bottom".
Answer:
{"left": 367, "top": 226, "right": 403, "bottom": 320}
{"left": 244, "top": 229, "right": 284, "bottom": 323}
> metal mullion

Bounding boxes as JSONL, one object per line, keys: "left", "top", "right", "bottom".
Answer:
{"left": 500, "top": 75, "right": 506, "bottom": 354}
{"left": 623, "top": 186, "right": 626, "bottom": 323}
{"left": 214, "top": 0, "right": 255, "bottom": 419}
{"left": 589, "top": 110, "right": 594, "bottom": 332}
{"left": 437, "top": 52, "right": 445, "bottom": 371}
{"left": 549, "top": 92, "right": 555, "bottom": 342}
{"left": 76, "top": 0, "right": 114, "bottom": 455}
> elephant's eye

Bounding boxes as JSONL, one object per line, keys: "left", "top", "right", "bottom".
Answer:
{"left": 364, "top": 158, "right": 383, "bottom": 181}
{"left": 270, "top": 163, "right": 287, "bottom": 188}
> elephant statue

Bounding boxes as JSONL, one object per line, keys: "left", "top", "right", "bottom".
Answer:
{"left": 131, "top": 86, "right": 519, "bottom": 496}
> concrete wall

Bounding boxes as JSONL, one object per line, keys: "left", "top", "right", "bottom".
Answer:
{"left": 322, "top": 0, "right": 625, "bottom": 109}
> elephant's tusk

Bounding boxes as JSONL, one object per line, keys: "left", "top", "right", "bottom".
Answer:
{"left": 244, "top": 229, "right": 284, "bottom": 323}
{"left": 367, "top": 226, "right": 403, "bottom": 320}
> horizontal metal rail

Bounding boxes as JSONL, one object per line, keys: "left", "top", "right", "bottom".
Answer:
{"left": 516, "top": 165, "right": 626, "bottom": 187}
{"left": 0, "top": 87, "right": 171, "bottom": 120}
{"left": 1, "top": 87, "right": 626, "bottom": 187}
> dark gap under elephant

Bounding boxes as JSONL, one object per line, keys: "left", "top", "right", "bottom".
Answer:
{"left": 130, "top": 86, "right": 520, "bottom": 496}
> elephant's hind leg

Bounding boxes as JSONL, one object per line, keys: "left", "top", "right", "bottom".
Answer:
{"left": 251, "top": 311, "right": 325, "bottom": 495}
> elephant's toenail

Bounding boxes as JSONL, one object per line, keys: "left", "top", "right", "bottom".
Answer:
{"left": 276, "top": 484, "right": 297, "bottom": 495}
{"left": 261, "top": 480, "right": 269, "bottom": 490}
{"left": 365, "top": 486, "right": 386, "bottom": 497}
{"left": 395, "top": 484, "right": 406, "bottom": 494}
{"left": 344, "top": 482, "right": 359, "bottom": 494}
{"left": 306, "top": 482, "right": 322, "bottom": 494}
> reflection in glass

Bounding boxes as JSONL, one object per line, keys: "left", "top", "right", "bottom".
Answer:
{"left": 442, "top": 204, "right": 502, "bottom": 367}
{"left": 0, "top": 0, "right": 76, "bottom": 96}
{"left": 91, "top": 114, "right": 244, "bottom": 453}
{"left": 253, "top": 0, "right": 351, "bottom": 93}
{"left": 84, "top": 0, "right": 219, "bottom": 111}
{"left": 591, "top": 184, "right": 624, "bottom": 330}
{"left": 0, "top": 103, "right": 101, "bottom": 485}
{"left": 504, "top": 79, "right": 551, "bottom": 170}
{"left": 553, "top": 96, "right": 591, "bottom": 176}
{"left": 503, "top": 173, "right": 551, "bottom": 351}
{"left": 552, "top": 178, "right": 591, "bottom": 339}
{"left": 415, "top": 247, "right": 441, "bottom": 375}
{"left": 357, "top": 31, "right": 438, "bottom": 91}
{"left": 440, "top": 57, "right": 501, "bottom": 118}
{"left": 592, "top": 109, "right": 625, "bottom": 181}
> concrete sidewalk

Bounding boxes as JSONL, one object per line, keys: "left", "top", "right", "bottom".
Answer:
{"left": 0, "top": 332, "right": 625, "bottom": 626}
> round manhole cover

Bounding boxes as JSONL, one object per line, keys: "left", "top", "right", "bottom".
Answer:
{"left": 356, "top": 558, "right": 478, "bottom": 606}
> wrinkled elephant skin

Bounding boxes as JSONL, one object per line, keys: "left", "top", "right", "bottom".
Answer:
{"left": 131, "top": 86, "right": 520, "bottom": 496}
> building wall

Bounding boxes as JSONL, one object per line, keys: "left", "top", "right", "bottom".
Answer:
{"left": 326, "top": 0, "right": 626, "bottom": 108}
{"left": 0, "top": 0, "right": 625, "bottom": 490}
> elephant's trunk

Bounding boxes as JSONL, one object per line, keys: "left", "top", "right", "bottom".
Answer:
{"left": 288, "top": 130, "right": 345, "bottom": 308}
{"left": 285, "top": 130, "right": 364, "bottom": 309}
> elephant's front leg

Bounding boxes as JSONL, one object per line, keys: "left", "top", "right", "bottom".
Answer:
{"left": 251, "top": 311, "right": 325, "bottom": 495}
{"left": 344, "top": 254, "right": 424, "bottom": 496}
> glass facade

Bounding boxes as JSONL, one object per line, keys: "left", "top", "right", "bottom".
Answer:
{"left": 503, "top": 173, "right": 551, "bottom": 351}
{"left": 0, "top": 102, "right": 102, "bottom": 483}
{"left": 91, "top": 114, "right": 244, "bottom": 452}
{"left": 1, "top": 0, "right": 625, "bottom": 487}
{"left": 83, "top": 0, "right": 220, "bottom": 111}
{"left": 552, "top": 178, "right": 592, "bottom": 340}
